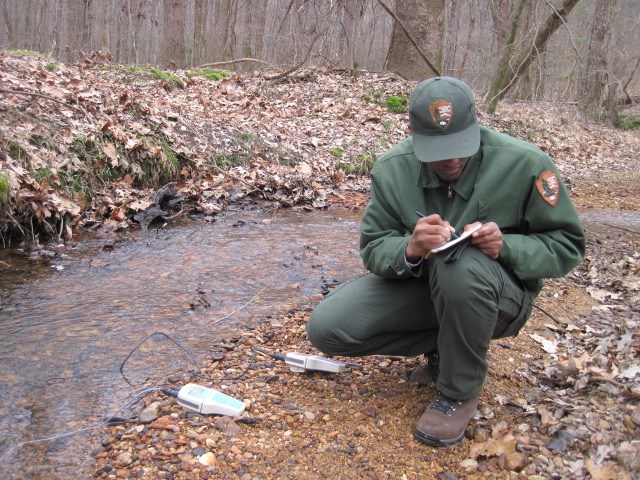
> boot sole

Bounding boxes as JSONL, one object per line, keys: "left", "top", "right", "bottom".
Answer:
{"left": 413, "top": 428, "right": 464, "bottom": 447}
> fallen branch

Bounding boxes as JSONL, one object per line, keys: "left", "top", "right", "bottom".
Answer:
{"left": 0, "top": 88, "right": 88, "bottom": 116}
{"left": 196, "top": 58, "right": 269, "bottom": 69}
{"left": 375, "top": 0, "right": 441, "bottom": 76}
{"left": 601, "top": 222, "right": 640, "bottom": 236}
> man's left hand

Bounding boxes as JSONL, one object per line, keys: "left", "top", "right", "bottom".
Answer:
{"left": 469, "top": 222, "right": 502, "bottom": 259}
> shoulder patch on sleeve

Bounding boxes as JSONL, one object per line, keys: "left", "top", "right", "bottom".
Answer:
{"left": 535, "top": 171, "right": 560, "bottom": 206}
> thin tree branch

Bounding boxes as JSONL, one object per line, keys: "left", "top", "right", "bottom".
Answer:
{"left": 196, "top": 58, "right": 269, "bottom": 69}
{"left": 622, "top": 57, "right": 640, "bottom": 105}
{"left": 265, "top": 27, "right": 328, "bottom": 81}
{"left": 375, "top": 0, "right": 442, "bottom": 76}
{"left": 277, "top": 0, "right": 297, "bottom": 35}
{"left": 0, "top": 88, "right": 88, "bottom": 115}
{"left": 545, "top": 0, "right": 582, "bottom": 60}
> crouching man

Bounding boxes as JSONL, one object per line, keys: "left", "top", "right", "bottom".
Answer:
{"left": 306, "top": 76, "right": 585, "bottom": 446}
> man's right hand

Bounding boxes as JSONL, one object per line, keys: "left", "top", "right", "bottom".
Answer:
{"left": 406, "top": 214, "right": 455, "bottom": 261}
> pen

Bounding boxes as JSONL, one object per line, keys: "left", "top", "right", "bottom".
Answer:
{"left": 415, "top": 211, "right": 459, "bottom": 239}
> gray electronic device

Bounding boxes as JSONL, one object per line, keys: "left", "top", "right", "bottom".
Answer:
{"left": 284, "top": 352, "right": 347, "bottom": 373}
{"left": 176, "top": 383, "right": 245, "bottom": 416}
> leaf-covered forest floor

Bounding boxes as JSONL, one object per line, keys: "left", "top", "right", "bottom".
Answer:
{"left": 1, "top": 52, "right": 639, "bottom": 479}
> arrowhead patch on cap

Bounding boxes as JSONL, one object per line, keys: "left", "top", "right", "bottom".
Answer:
{"left": 429, "top": 100, "right": 453, "bottom": 130}
{"left": 536, "top": 171, "right": 560, "bottom": 206}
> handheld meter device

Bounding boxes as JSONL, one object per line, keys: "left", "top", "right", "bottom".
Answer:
{"left": 175, "top": 383, "right": 245, "bottom": 416}
{"left": 284, "top": 352, "right": 346, "bottom": 373}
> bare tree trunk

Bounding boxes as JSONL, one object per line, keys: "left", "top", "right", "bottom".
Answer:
{"left": 193, "top": 0, "right": 209, "bottom": 66}
{"left": 578, "top": 0, "right": 617, "bottom": 122}
{"left": 384, "top": 0, "right": 445, "bottom": 80}
{"left": 100, "top": 0, "right": 111, "bottom": 55}
{"left": 161, "top": 0, "right": 187, "bottom": 68}
{"left": 485, "top": 0, "right": 579, "bottom": 113}
{"left": 80, "top": 0, "right": 92, "bottom": 49}
{"left": 1, "top": 0, "right": 15, "bottom": 46}
{"left": 458, "top": 14, "right": 475, "bottom": 77}
{"left": 484, "top": 0, "right": 530, "bottom": 112}
{"left": 222, "top": 0, "right": 239, "bottom": 60}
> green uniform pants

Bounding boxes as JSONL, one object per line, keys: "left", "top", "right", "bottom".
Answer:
{"left": 306, "top": 247, "right": 534, "bottom": 400}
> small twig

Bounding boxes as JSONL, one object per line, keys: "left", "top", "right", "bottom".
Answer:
{"left": 0, "top": 88, "right": 87, "bottom": 115}
{"left": 533, "top": 303, "right": 561, "bottom": 324}
{"left": 545, "top": 0, "right": 582, "bottom": 61}
{"left": 5, "top": 211, "right": 25, "bottom": 237}
{"left": 0, "top": 260, "right": 10, "bottom": 268}
{"left": 600, "top": 222, "right": 640, "bottom": 236}
{"left": 196, "top": 58, "right": 269, "bottom": 69}
{"left": 588, "top": 375, "right": 626, "bottom": 388}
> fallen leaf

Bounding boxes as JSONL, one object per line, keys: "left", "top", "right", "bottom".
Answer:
{"left": 585, "top": 459, "right": 620, "bottom": 480}
{"left": 468, "top": 434, "right": 517, "bottom": 459}
{"left": 529, "top": 334, "right": 558, "bottom": 353}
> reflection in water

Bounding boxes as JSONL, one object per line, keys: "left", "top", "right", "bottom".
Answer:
{"left": 0, "top": 209, "right": 366, "bottom": 479}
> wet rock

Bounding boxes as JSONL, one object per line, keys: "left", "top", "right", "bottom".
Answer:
{"left": 116, "top": 452, "right": 133, "bottom": 467}
{"left": 95, "top": 464, "right": 113, "bottom": 475}
{"left": 138, "top": 404, "right": 160, "bottom": 424}
{"left": 101, "top": 435, "right": 117, "bottom": 447}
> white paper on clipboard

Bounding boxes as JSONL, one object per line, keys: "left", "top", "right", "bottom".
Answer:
{"left": 431, "top": 223, "right": 483, "bottom": 253}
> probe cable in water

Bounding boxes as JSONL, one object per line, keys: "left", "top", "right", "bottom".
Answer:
{"left": 0, "top": 387, "right": 164, "bottom": 462}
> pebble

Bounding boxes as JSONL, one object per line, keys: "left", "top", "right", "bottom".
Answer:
{"left": 138, "top": 403, "right": 160, "bottom": 424}
{"left": 116, "top": 452, "right": 133, "bottom": 467}
{"left": 472, "top": 426, "right": 489, "bottom": 443}
{"left": 459, "top": 459, "right": 478, "bottom": 470}
{"left": 198, "top": 452, "right": 216, "bottom": 466}
{"left": 498, "top": 452, "right": 526, "bottom": 471}
{"left": 214, "top": 417, "right": 241, "bottom": 436}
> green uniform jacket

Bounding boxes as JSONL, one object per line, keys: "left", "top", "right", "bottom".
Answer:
{"left": 360, "top": 126, "right": 586, "bottom": 295}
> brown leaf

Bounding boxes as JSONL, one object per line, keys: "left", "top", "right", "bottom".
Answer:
{"left": 585, "top": 459, "right": 623, "bottom": 480}
{"left": 468, "top": 433, "right": 517, "bottom": 459}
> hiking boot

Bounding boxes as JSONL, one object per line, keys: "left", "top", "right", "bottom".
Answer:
{"left": 413, "top": 391, "right": 478, "bottom": 447}
{"left": 409, "top": 349, "right": 440, "bottom": 385}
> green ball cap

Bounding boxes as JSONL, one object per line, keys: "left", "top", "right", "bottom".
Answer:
{"left": 409, "top": 76, "right": 481, "bottom": 163}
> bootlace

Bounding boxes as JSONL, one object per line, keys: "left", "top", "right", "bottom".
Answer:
{"left": 431, "top": 392, "right": 462, "bottom": 415}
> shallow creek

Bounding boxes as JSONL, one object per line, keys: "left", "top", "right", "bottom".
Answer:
{"left": 0, "top": 208, "right": 365, "bottom": 479}
{"left": 0, "top": 206, "right": 637, "bottom": 479}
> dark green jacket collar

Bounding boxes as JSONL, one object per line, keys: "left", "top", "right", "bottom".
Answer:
{"left": 416, "top": 148, "right": 482, "bottom": 200}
